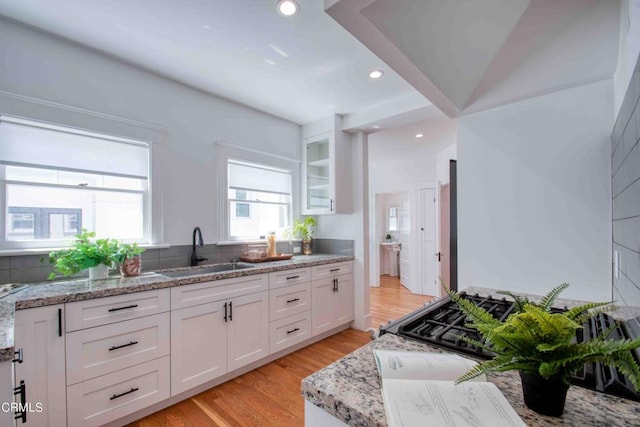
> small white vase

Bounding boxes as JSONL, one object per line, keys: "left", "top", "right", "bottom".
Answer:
{"left": 89, "top": 264, "right": 109, "bottom": 280}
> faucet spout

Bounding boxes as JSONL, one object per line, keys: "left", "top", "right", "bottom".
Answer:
{"left": 191, "top": 227, "right": 207, "bottom": 266}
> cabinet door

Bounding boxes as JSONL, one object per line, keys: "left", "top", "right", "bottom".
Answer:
{"left": 170, "top": 301, "right": 227, "bottom": 396}
{"left": 227, "top": 291, "right": 269, "bottom": 371}
{"left": 13, "top": 304, "right": 66, "bottom": 427}
{"left": 334, "top": 275, "right": 354, "bottom": 326}
{"left": 302, "top": 132, "right": 334, "bottom": 214}
{"left": 0, "top": 360, "right": 13, "bottom": 427}
{"left": 311, "top": 278, "right": 335, "bottom": 336}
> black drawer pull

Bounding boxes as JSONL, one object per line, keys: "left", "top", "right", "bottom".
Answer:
{"left": 330, "top": 268, "right": 340, "bottom": 272}
{"left": 13, "top": 348, "right": 23, "bottom": 364}
{"left": 108, "top": 341, "right": 139, "bottom": 351}
{"left": 58, "top": 308, "right": 62, "bottom": 337}
{"left": 286, "top": 327, "right": 300, "bottom": 334}
{"left": 286, "top": 275, "right": 300, "bottom": 280}
{"left": 286, "top": 298, "right": 300, "bottom": 304}
{"left": 229, "top": 301, "right": 233, "bottom": 321}
{"left": 110, "top": 387, "right": 139, "bottom": 400}
{"left": 108, "top": 304, "right": 139, "bottom": 312}
{"left": 14, "top": 380, "right": 26, "bottom": 423}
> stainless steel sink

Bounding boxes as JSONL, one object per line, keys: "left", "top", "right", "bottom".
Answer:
{"left": 161, "top": 263, "right": 255, "bottom": 278}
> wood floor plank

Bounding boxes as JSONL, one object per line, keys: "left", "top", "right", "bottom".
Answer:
{"left": 128, "top": 277, "right": 432, "bottom": 426}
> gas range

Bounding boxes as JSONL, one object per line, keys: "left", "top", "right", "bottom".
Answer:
{"left": 380, "top": 292, "right": 640, "bottom": 402}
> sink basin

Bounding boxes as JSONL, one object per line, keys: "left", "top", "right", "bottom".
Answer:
{"left": 161, "top": 263, "right": 255, "bottom": 278}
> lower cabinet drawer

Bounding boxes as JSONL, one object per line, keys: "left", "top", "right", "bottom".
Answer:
{"left": 269, "top": 282, "right": 311, "bottom": 321}
{"left": 67, "top": 356, "right": 170, "bottom": 427}
{"left": 269, "top": 311, "right": 311, "bottom": 354}
{"left": 66, "top": 313, "right": 170, "bottom": 385}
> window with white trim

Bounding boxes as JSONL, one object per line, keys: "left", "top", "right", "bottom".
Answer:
{"left": 227, "top": 160, "right": 291, "bottom": 240}
{"left": 0, "top": 116, "right": 150, "bottom": 247}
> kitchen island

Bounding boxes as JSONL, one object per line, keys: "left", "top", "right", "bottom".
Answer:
{"left": 302, "top": 287, "right": 640, "bottom": 427}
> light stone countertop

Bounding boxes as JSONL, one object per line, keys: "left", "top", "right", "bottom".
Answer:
{"left": 0, "top": 254, "right": 353, "bottom": 362}
{"left": 302, "top": 286, "right": 640, "bottom": 427}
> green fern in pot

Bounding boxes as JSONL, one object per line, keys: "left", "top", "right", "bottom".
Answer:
{"left": 449, "top": 283, "right": 640, "bottom": 417}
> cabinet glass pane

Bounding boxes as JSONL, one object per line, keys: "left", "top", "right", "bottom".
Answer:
{"left": 306, "top": 138, "right": 330, "bottom": 210}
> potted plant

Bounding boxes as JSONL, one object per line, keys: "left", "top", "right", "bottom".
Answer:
{"left": 449, "top": 283, "right": 640, "bottom": 417}
{"left": 287, "top": 217, "right": 317, "bottom": 255}
{"left": 47, "top": 229, "right": 119, "bottom": 280}
{"left": 114, "top": 242, "right": 146, "bottom": 277}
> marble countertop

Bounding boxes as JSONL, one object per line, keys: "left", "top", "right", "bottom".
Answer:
{"left": 302, "top": 333, "right": 640, "bottom": 427}
{"left": 0, "top": 254, "right": 352, "bottom": 362}
{"left": 302, "top": 286, "right": 640, "bottom": 427}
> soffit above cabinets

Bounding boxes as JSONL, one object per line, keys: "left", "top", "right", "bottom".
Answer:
{"left": 327, "top": 0, "right": 620, "bottom": 117}
{"left": 0, "top": 0, "right": 433, "bottom": 125}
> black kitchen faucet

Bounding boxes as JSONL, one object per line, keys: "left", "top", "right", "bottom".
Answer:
{"left": 191, "top": 226, "right": 208, "bottom": 266}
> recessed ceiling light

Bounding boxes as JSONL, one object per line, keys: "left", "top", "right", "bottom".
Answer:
{"left": 372, "top": 125, "right": 380, "bottom": 129}
{"left": 369, "top": 70, "right": 384, "bottom": 79}
{"left": 202, "top": 24, "right": 211, "bottom": 30}
{"left": 415, "top": 133, "right": 424, "bottom": 138}
{"left": 277, "top": 0, "right": 299, "bottom": 16}
{"left": 264, "top": 59, "right": 276, "bottom": 66}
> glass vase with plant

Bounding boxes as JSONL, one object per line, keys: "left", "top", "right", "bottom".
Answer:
{"left": 449, "top": 283, "right": 640, "bottom": 416}
{"left": 286, "top": 216, "right": 317, "bottom": 255}
{"left": 114, "top": 242, "right": 146, "bottom": 277}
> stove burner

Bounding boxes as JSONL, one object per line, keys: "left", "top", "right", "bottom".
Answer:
{"left": 382, "top": 292, "right": 640, "bottom": 402}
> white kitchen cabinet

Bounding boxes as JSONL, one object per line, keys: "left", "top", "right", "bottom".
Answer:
{"left": 227, "top": 291, "right": 269, "bottom": 371}
{"left": 311, "top": 264, "right": 354, "bottom": 336}
{"left": 66, "top": 356, "right": 170, "bottom": 427}
{"left": 0, "top": 360, "right": 13, "bottom": 427}
{"left": 170, "top": 282, "right": 269, "bottom": 396}
{"left": 301, "top": 115, "right": 351, "bottom": 215}
{"left": 13, "top": 304, "right": 66, "bottom": 427}
{"left": 171, "top": 300, "right": 227, "bottom": 395}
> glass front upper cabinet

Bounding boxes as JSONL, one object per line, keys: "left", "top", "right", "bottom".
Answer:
{"left": 304, "top": 133, "right": 331, "bottom": 213}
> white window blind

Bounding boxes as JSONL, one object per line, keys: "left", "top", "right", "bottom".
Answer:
{"left": 0, "top": 116, "right": 149, "bottom": 179}
{"left": 228, "top": 160, "right": 291, "bottom": 194}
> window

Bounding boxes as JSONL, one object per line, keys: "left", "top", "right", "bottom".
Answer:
{"left": 234, "top": 190, "right": 250, "bottom": 218}
{"left": 0, "top": 115, "right": 150, "bottom": 247}
{"left": 227, "top": 159, "right": 292, "bottom": 240}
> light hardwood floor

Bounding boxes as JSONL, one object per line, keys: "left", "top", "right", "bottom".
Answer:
{"left": 128, "top": 276, "right": 433, "bottom": 427}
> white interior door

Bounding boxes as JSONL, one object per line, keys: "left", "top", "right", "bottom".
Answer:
{"left": 420, "top": 188, "right": 437, "bottom": 296}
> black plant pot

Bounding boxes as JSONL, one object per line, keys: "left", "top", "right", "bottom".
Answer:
{"left": 519, "top": 371, "right": 570, "bottom": 417}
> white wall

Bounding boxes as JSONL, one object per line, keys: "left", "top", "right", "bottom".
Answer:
{"left": 458, "top": 80, "right": 613, "bottom": 302}
{"left": 614, "top": 0, "right": 640, "bottom": 117}
{"left": 0, "top": 18, "right": 300, "bottom": 245}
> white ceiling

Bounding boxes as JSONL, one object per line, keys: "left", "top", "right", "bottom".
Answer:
{"left": 328, "top": 0, "right": 620, "bottom": 117}
{"left": 0, "top": 0, "right": 432, "bottom": 125}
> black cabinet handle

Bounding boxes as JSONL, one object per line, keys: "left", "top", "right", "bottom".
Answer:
{"left": 336, "top": 278, "right": 339, "bottom": 292}
{"left": 286, "top": 275, "right": 300, "bottom": 280}
{"left": 108, "top": 341, "right": 139, "bottom": 351}
{"left": 229, "top": 301, "right": 233, "bottom": 321}
{"left": 108, "top": 304, "right": 139, "bottom": 312}
{"left": 57, "top": 308, "right": 62, "bottom": 337}
{"left": 286, "top": 298, "right": 300, "bottom": 304}
{"left": 224, "top": 302, "right": 228, "bottom": 322}
{"left": 330, "top": 199, "right": 334, "bottom": 212}
{"left": 286, "top": 327, "right": 300, "bottom": 334}
{"left": 110, "top": 387, "right": 139, "bottom": 400}
{"left": 330, "top": 268, "right": 340, "bottom": 272}
{"left": 12, "top": 348, "right": 23, "bottom": 364}
{"left": 332, "top": 278, "right": 337, "bottom": 292}
{"left": 13, "top": 380, "right": 26, "bottom": 423}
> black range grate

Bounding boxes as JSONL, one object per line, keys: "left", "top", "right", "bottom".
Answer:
{"left": 397, "top": 293, "right": 515, "bottom": 359}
